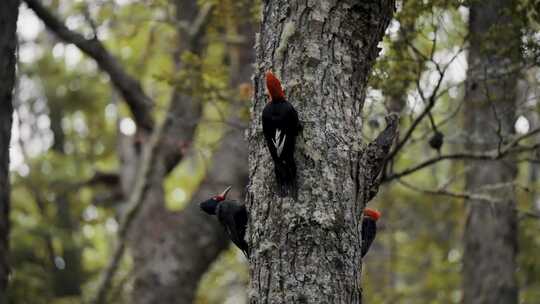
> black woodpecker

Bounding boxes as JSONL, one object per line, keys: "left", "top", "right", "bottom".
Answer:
{"left": 361, "top": 208, "right": 381, "bottom": 258}
{"left": 262, "top": 71, "right": 300, "bottom": 196}
{"left": 200, "top": 186, "right": 249, "bottom": 258}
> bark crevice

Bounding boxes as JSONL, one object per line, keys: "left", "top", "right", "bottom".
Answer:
{"left": 248, "top": 1, "right": 395, "bottom": 303}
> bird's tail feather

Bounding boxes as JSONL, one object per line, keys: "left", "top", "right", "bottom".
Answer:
{"left": 274, "top": 159, "right": 297, "bottom": 197}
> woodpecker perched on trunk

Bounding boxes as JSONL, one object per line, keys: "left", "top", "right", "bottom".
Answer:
{"left": 200, "top": 186, "right": 249, "bottom": 258}
{"left": 262, "top": 71, "right": 300, "bottom": 196}
{"left": 361, "top": 208, "right": 381, "bottom": 258}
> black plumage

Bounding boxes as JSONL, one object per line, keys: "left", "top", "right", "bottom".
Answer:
{"left": 200, "top": 186, "right": 249, "bottom": 258}
{"left": 361, "top": 217, "right": 377, "bottom": 258}
{"left": 262, "top": 71, "right": 301, "bottom": 196}
{"left": 361, "top": 208, "right": 381, "bottom": 258}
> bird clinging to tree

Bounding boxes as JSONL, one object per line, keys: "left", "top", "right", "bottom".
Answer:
{"left": 361, "top": 208, "right": 381, "bottom": 258}
{"left": 262, "top": 71, "right": 301, "bottom": 196}
{"left": 200, "top": 186, "right": 249, "bottom": 258}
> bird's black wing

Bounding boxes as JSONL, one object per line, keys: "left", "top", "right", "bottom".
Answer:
{"left": 218, "top": 201, "right": 249, "bottom": 258}
{"left": 262, "top": 104, "right": 280, "bottom": 162}
{"left": 281, "top": 102, "right": 299, "bottom": 158}
{"left": 233, "top": 205, "right": 249, "bottom": 256}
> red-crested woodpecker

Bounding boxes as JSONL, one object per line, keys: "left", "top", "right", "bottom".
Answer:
{"left": 200, "top": 186, "right": 249, "bottom": 258}
{"left": 262, "top": 71, "right": 301, "bottom": 196}
{"left": 362, "top": 208, "right": 381, "bottom": 258}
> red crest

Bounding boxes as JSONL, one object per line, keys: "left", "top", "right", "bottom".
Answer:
{"left": 364, "top": 208, "right": 381, "bottom": 221}
{"left": 265, "top": 71, "right": 286, "bottom": 101}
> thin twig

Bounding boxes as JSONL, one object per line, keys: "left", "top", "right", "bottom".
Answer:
{"left": 383, "top": 140, "right": 540, "bottom": 183}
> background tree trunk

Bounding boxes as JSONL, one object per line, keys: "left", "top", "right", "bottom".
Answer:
{"left": 247, "top": 1, "right": 395, "bottom": 303}
{"left": 463, "top": 1, "right": 521, "bottom": 303}
{"left": 128, "top": 1, "right": 254, "bottom": 303}
{"left": 0, "top": 0, "right": 19, "bottom": 302}
{"left": 23, "top": 0, "right": 254, "bottom": 302}
{"left": 49, "top": 105, "right": 83, "bottom": 297}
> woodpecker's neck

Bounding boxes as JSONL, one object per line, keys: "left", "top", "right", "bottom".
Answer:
{"left": 200, "top": 199, "right": 219, "bottom": 215}
{"left": 270, "top": 97, "right": 287, "bottom": 103}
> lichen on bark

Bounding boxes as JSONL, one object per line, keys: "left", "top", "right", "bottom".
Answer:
{"left": 247, "top": 1, "right": 395, "bottom": 303}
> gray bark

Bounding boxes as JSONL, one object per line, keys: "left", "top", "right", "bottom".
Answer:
{"left": 463, "top": 1, "right": 521, "bottom": 303}
{"left": 0, "top": 1, "right": 19, "bottom": 302}
{"left": 247, "top": 1, "right": 395, "bottom": 303}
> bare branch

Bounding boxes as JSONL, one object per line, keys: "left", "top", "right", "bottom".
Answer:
{"left": 91, "top": 3, "right": 216, "bottom": 302}
{"left": 81, "top": 2, "right": 99, "bottom": 39}
{"left": 91, "top": 120, "right": 165, "bottom": 304}
{"left": 520, "top": 209, "right": 540, "bottom": 220}
{"left": 385, "top": 56, "right": 453, "bottom": 162}
{"left": 397, "top": 179, "right": 497, "bottom": 202}
{"left": 188, "top": 3, "right": 215, "bottom": 40}
{"left": 85, "top": 171, "right": 120, "bottom": 186}
{"left": 398, "top": 180, "right": 540, "bottom": 221}
{"left": 383, "top": 135, "right": 540, "bottom": 182}
{"left": 505, "top": 126, "right": 540, "bottom": 149}
{"left": 24, "top": 0, "right": 154, "bottom": 131}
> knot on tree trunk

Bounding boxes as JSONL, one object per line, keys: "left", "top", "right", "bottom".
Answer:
{"left": 362, "top": 113, "right": 399, "bottom": 203}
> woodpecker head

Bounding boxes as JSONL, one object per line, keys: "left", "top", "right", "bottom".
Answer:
{"left": 200, "top": 186, "right": 232, "bottom": 215}
{"left": 265, "top": 71, "right": 286, "bottom": 102}
{"left": 363, "top": 208, "right": 381, "bottom": 221}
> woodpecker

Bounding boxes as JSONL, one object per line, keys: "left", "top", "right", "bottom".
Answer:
{"left": 262, "top": 71, "right": 300, "bottom": 196}
{"left": 361, "top": 208, "right": 381, "bottom": 258}
{"left": 200, "top": 186, "right": 249, "bottom": 258}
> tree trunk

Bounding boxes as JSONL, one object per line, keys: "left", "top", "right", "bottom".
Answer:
{"left": 48, "top": 105, "right": 84, "bottom": 297}
{"left": 247, "top": 1, "right": 395, "bottom": 303}
{"left": 128, "top": 1, "right": 254, "bottom": 302}
{"left": 23, "top": 0, "right": 251, "bottom": 302}
{"left": 129, "top": 128, "right": 249, "bottom": 304}
{"left": 463, "top": 1, "right": 521, "bottom": 303}
{"left": 0, "top": 1, "right": 19, "bottom": 302}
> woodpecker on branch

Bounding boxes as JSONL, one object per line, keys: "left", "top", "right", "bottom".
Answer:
{"left": 262, "top": 71, "right": 300, "bottom": 196}
{"left": 361, "top": 208, "right": 381, "bottom": 258}
{"left": 200, "top": 186, "right": 249, "bottom": 258}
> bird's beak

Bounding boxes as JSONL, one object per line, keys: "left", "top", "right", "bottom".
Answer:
{"left": 220, "top": 186, "right": 232, "bottom": 199}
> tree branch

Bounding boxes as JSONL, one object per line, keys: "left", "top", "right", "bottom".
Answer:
{"left": 383, "top": 135, "right": 540, "bottom": 182}
{"left": 84, "top": 171, "right": 120, "bottom": 186}
{"left": 91, "top": 120, "right": 165, "bottom": 304}
{"left": 397, "top": 179, "right": 496, "bottom": 202}
{"left": 24, "top": 0, "right": 154, "bottom": 131}
{"left": 187, "top": 3, "right": 214, "bottom": 41}
{"left": 398, "top": 180, "right": 540, "bottom": 221}
{"left": 91, "top": 2, "right": 216, "bottom": 302}
{"left": 384, "top": 48, "right": 464, "bottom": 163}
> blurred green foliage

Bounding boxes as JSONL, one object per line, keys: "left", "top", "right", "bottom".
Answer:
{"left": 8, "top": 0, "right": 540, "bottom": 303}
